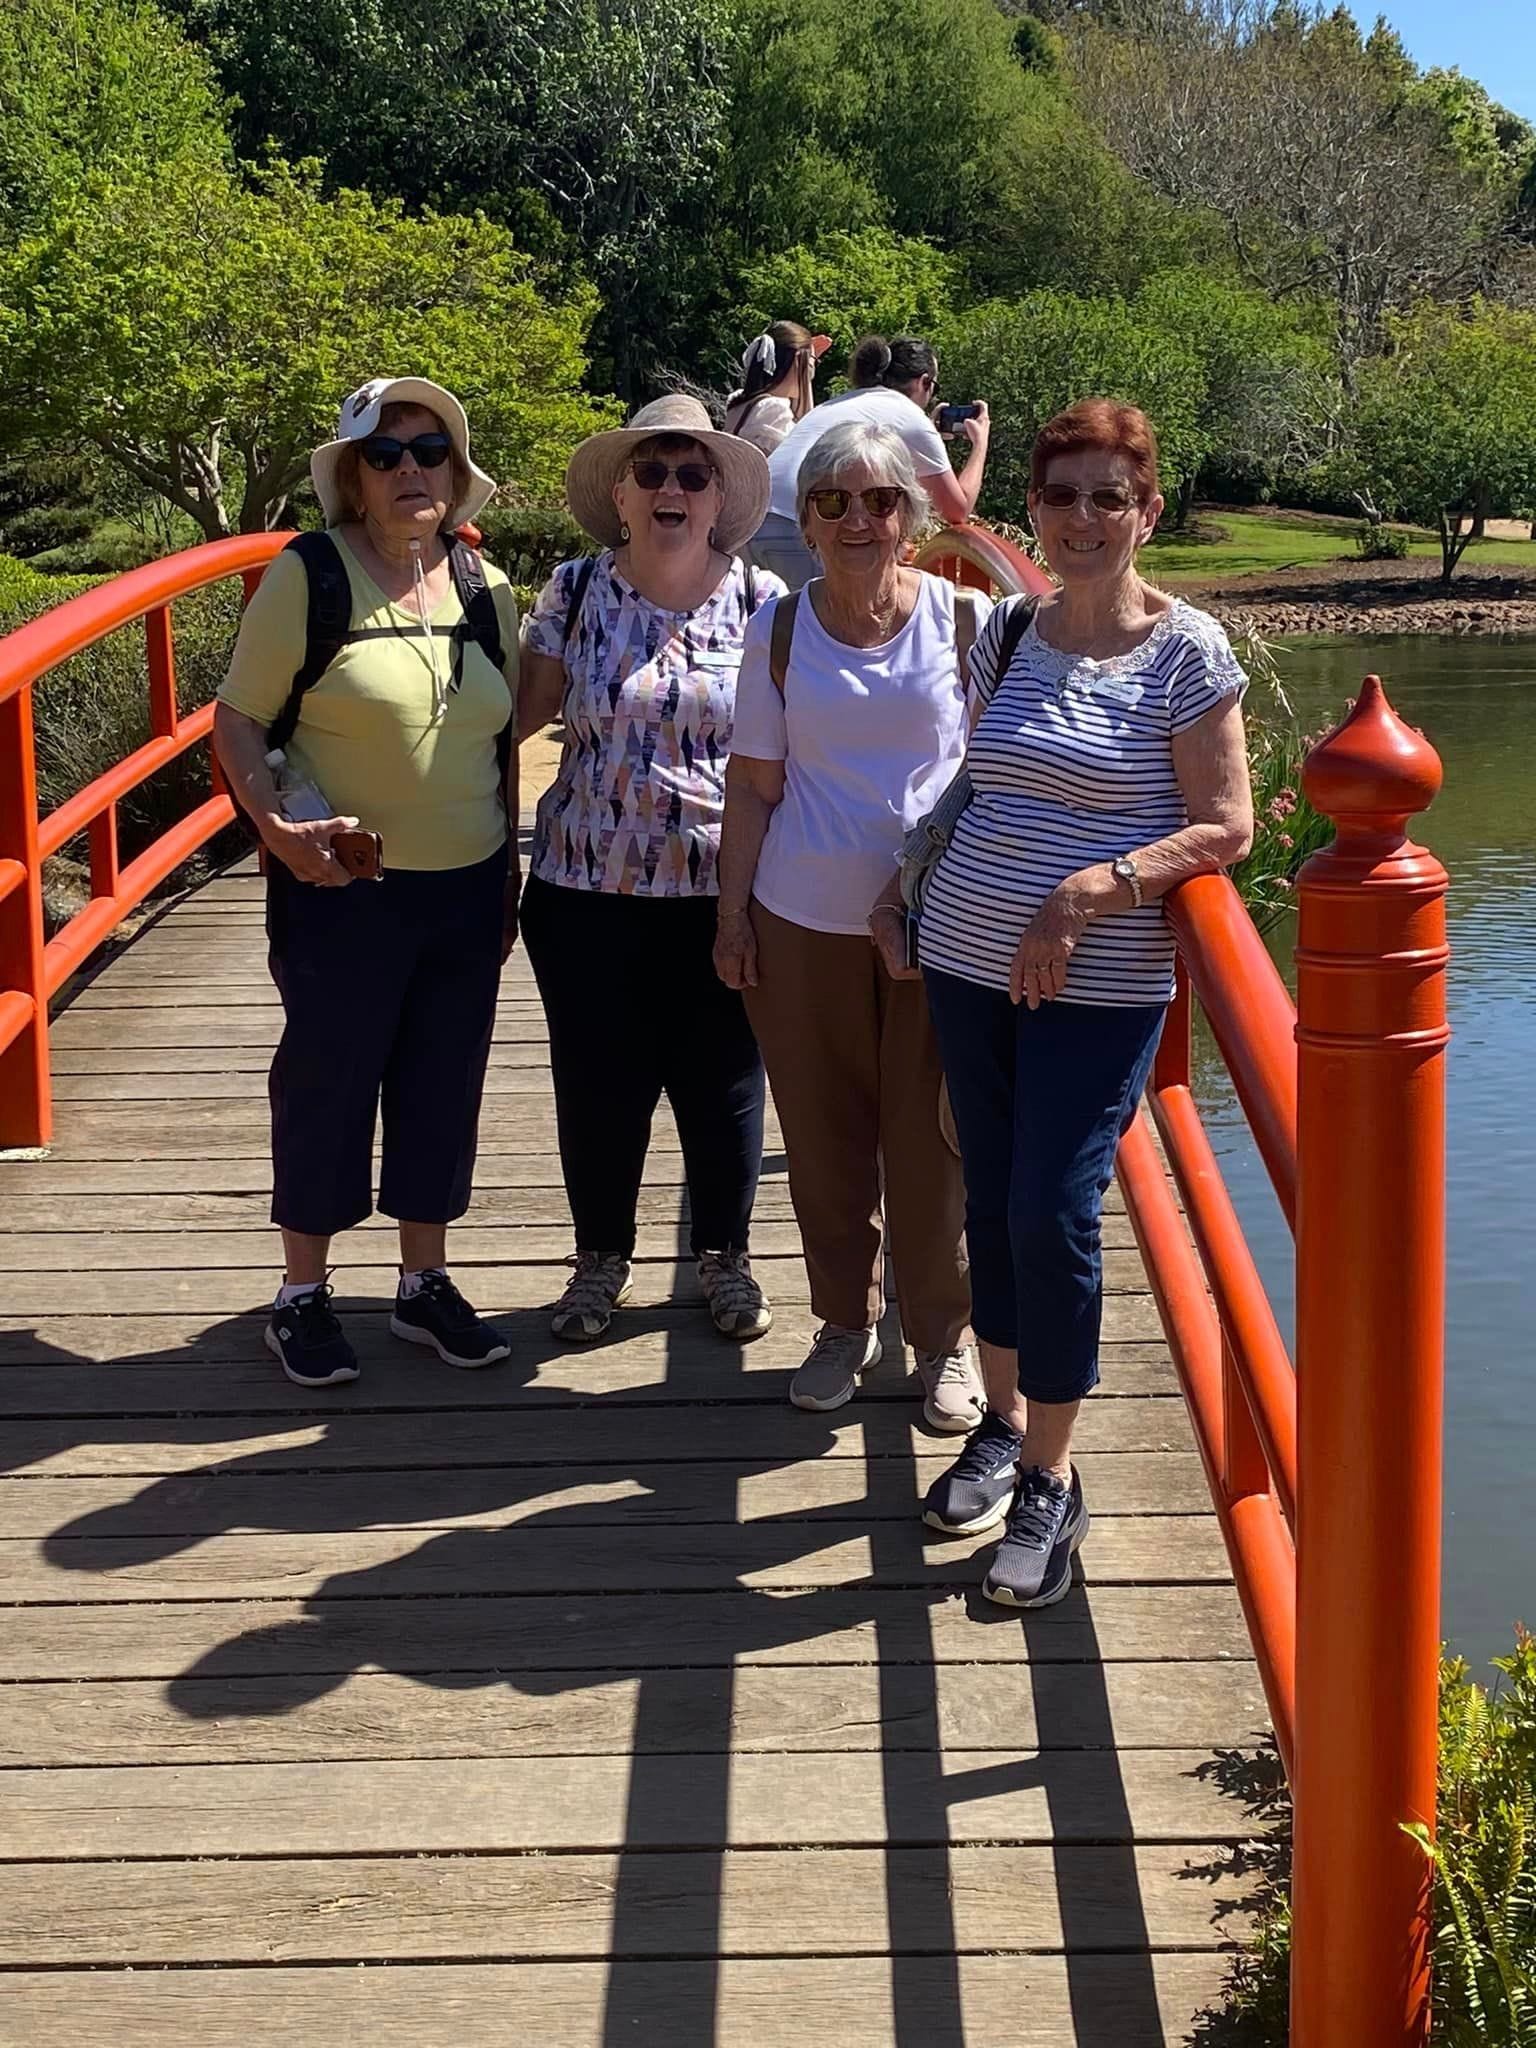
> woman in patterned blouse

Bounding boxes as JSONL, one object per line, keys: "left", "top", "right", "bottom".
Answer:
{"left": 518, "top": 396, "right": 787, "bottom": 1343}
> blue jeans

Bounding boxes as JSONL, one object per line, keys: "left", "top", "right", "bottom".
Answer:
{"left": 924, "top": 969, "right": 1164, "bottom": 1403}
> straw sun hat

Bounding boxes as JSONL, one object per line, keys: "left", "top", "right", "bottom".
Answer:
{"left": 564, "top": 395, "right": 770, "bottom": 555}
{"left": 310, "top": 376, "right": 497, "bottom": 531}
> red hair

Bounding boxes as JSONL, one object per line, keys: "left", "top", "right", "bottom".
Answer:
{"left": 1030, "top": 399, "right": 1160, "bottom": 502}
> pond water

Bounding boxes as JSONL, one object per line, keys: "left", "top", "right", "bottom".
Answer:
{"left": 1198, "top": 634, "right": 1536, "bottom": 1675}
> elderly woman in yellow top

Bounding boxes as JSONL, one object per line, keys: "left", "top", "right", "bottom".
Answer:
{"left": 214, "top": 376, "right": 519, "bottom": 1390}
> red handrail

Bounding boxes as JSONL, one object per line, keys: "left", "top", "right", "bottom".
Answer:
{"left": 0, "top": 532, "right": 289, "bottom": 1145}
{"left": 916, "top": 527, "right": 1447, "bottom": 2046}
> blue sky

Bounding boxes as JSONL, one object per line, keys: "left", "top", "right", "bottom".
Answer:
{"left": 1374, "top": 0, "right": 1536, "bottom": 122}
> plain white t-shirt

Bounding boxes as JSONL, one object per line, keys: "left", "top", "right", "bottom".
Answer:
{"left": 732, "top": 574, "right": 989, "bottom": 934}
{"left": 765, "top": 387, "right": 953, "bottom": 522}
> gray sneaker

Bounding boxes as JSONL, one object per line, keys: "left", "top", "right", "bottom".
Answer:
{"left": 550, "top": 1251, "right": 633, "bottom": 1342}
{"left": 789, "top": 1324, "right": 882, "bottom": 1412}
{"left": 697, "top": 1250, "right": 773, "bottom": 1340}
{"left": 915, "top": 1346, "right": 984, "bottom": 1433}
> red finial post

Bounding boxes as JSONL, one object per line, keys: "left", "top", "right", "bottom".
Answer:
{"left": 1290, "top": 676, "right": 1448, "bottom": 2045}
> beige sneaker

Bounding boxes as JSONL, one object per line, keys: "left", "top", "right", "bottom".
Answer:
{"left": 697, "top": 1251, "right": 773, "bottom": 1340}
{"left": 550, "top": 1252, "right": 633, "bottom": 1342}
{"left": 789, "top": 1324, "right": 882, "bottom": 1412}
{"left": 915, "top": 1346, "right": 985, "bottom": 1434}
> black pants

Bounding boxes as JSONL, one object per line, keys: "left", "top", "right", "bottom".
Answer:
{"left": 266, "top": 846, "right": 507, "bottom": 1235}
{"left": 520, "top": 876, "right": 765, "bottom": 1257}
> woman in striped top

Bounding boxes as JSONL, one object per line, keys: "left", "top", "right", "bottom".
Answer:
{"left": 877, "top": 399, "right": 1253, "bottom": 1610}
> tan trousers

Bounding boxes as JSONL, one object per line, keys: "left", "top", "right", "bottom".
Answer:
{"left": 745, "top": 902, "right": 970, "bottom": 1354}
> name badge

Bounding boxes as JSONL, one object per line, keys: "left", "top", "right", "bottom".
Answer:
{"left": 1075, "top": 673, "right": 1143, "bottom": 708}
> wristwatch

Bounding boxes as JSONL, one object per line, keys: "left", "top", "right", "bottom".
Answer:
{"left": 1111, "top": 855, "right": 1143, "bottom": 909}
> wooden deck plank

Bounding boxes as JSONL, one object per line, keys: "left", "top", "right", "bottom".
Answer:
{"left": 0, "top": 1450, "right": 1207, "bottom": 1538}
{"left": 0, "top": 1584, "right": 1252, "bottom": 1682}
{"left": 0, "top": 1843, "right": 1253, "bottom": 1963}
{"left": 0, "top": 1956, "right": 1235, "bottom": 2047}
{"left": 0, "top": 1661, "right": 1268, "bottom": 1767}
{"left": 0, "top": 1253, "right": 1154, "bottom": 1313}
{"left": 0, "top": 1218, "right": 1144, "bottom": 1268}
{"left": 0, "top": 1748, "right": 1258, "bottom": 1857}
{"left": 0, "top": 859, "right": 1256, "bottom": 2045}
{"left": 0, "top": 1291, "right": 1167, "bottom": 1358}
{"left": 2, "top": 1514, "right": 1228, "bottom": 1600}
{"left": 0, "top": 1395, "right": 1194, "bottom": 1475}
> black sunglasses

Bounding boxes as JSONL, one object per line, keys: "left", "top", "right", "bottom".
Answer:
{"left": 1037, "top": 483, "right": 1138, "bottom": 513}
{"left": 359, "top": 433, "right": 454, "bottom": 472}
{"left": 807, "top": 486, "right": 903, "bottom": 521}
{"left": 627, "top": 458, "right": 717, "bottom": 493}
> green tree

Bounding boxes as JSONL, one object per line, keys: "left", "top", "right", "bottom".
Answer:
{"left": 0, "top": 158, "right": 617, "bottom": 540}
{"left": 0, "top": 0, "right": 227, "bottom": 239}
{"left": 1353, "top": 301, "right": 1536, "bottom": 585}
{"left": 169, "top": 0, "right": 737, "bottom": 397}
{"left": 727, "top": 231, "right": 961, "bottom": 384}
{"left": 1132, "top": 268, "right": 1334, "bottom": 517}
{"left": 1067, "top": 2, "right": 1505, "bottom": 384}
{"left": 936, "top": 290, "right": 1206, "bottom": 520}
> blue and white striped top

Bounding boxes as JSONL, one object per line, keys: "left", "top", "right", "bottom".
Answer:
{"left": 918, "top": 595, "right": 1247, "bottom": 1006}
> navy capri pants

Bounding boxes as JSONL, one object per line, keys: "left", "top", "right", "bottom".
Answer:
{"left": 265, "top": 845, "right": 507, "bottom": 1235}
{"left": 924, "top": 967, "right": 1163, "bottom": 1404}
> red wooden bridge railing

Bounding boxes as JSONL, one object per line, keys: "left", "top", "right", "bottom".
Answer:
{"left": 0, "top": 531, "right": 289, "bottom": 1146}
{"left": 914, "top": 526, "right": 1448, "bottom": 2045}
{"left": 2, "top": 526, "right": 1451, "bottom": 2041}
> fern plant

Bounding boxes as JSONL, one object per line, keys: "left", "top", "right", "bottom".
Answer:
{"left": 1405, "top": 1632, "right": 1536, "bottom": 2044}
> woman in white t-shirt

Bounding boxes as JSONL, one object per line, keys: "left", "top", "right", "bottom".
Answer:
{"left": 748, "top": 334, "right": 992, "bottom": 590}
{"left": 724, "top": 322, "right": 829, "bottom": 455}
{"left": 715, "top": 419, "right": 987, "bottom": 1431}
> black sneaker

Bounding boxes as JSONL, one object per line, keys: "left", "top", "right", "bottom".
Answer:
{"left": 982, "top": 1465, "right": 1089, "bottom": 1609}
{"left": 265, "top": 1284, "right": 359, "bottom": 1388}
{"left": 390, "top": 1269, "right": 510, "bottom": 1369}
{"left": 922, "top": 1412, "right": 1023, "bottom": 1535}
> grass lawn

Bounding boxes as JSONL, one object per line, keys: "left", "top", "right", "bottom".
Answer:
{"left": 1145, "top": 508, "right": 1536, "bottom": 584}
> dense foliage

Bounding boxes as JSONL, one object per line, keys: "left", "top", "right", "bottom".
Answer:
{"left": 1198, "top": 1633, "right": 1536, "bottom": 2045}
{"left": 2, "top": 0, "right": 1533, "bottom": 568}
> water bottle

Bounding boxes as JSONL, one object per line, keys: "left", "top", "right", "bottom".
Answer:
{"left": 263, "top": 748, "right": 333, "bottom": 825}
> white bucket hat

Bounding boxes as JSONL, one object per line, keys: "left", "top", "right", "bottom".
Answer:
{"left": 310, "top": 377, "right": 497, "bottom": 530}
{"left": 565, "top": 395, "right": 770, "bottom": 555}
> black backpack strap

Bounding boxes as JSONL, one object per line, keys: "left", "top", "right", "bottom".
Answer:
{"left": 446, "top": 534, "right": 504, "bottom": 680}
{"left": 561, "top": 556, "right": 597, "bottom": 651}
{"left": 744, "top": 566, "right": 760, "bottom": 616}
{"left": 988, "top": 593, "right": 1039, "bottom": 694}
{"left": 265, "top": 530, "right": 351, "bottom": 750}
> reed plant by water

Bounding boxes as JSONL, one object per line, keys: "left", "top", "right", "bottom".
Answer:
{"left": 1195, "top": 1632, "right": 1536, "bottom": 2044}
{"left": 1225, "top": 621, "right": 1335, "bottom": 934}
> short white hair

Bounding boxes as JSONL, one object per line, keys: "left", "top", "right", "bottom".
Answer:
{"left": 795, "top": 421, "right": 931, "bottom": 539}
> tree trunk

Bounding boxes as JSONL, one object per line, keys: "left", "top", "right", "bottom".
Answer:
{"left": 1175, "top": 473, "right": 1198, "bottom": 530}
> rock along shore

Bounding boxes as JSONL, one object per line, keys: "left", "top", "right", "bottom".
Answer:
{"left": 1205, "top": 594, "right": 1536, "bottom": 638}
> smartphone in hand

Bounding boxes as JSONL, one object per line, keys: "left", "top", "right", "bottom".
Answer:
{"left": 330, "top": 829, "right": 384, "bottom": 881}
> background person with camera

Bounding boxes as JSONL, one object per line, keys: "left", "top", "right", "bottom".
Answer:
{"left": 747, "top": 333, "right": 991, "bottom": 589}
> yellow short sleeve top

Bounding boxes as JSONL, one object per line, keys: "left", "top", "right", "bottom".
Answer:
{"left": 218, "top": 535, "right": 519, "bottom": 873}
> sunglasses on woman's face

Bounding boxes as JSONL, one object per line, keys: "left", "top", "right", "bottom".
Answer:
{"left": 627, "top": 459, "right": 717, "bottom": 493}
{"left": 359, "top": 433, "right": 454, "bottom": 472}
{"left": 1037, "top": 483, "right": 1138, "bottom": 514}
{"left": 807, "top": 486, "right": 903, "bottom": 522}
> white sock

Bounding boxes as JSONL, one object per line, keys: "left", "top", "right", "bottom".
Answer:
{"left": 275, "top": 1280, "right": 323, "bottom": 1306}
{"left": 398, "top": 1267, "right": 446, "bottom": 1299}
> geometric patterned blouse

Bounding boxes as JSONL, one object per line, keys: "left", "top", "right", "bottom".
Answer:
{"left": 524, "top": 552, "right": 786, "bottom": 896}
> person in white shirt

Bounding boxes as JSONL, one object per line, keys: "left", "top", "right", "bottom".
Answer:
{"left": 724, "top": 321, "right": 830, "bottom": 454}
{"left": 715, "top": 419, "right": 988, "bottom": 1431}
{"left": 748, "top": 333, "right": 992, "bottom": 589}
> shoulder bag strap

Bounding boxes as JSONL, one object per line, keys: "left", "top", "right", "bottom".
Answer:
{"left": 768, "top": 589, "right": 800, "bottom": 696}
{"left": 562, "top": 556, "right": 598, "bottom": 652}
